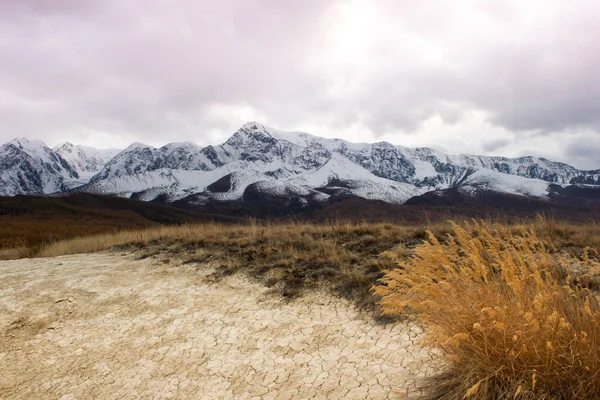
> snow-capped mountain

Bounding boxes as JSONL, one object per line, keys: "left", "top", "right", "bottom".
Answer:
{"left": 1, "top": 123, "right": 599, "bottom": 210}
{"left": 0, "top": 138, "right": 79, "bottom": 196}
{"left": 72, "top": 122, "right": 600, "bottom": 205}
{"left": 53, "top": 142, "right": 120, "bottom": 188}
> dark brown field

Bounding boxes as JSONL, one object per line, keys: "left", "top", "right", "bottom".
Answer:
{"left": 2, "top": 191, "right": 599, "bottom": 260}
{"left": 0, "top": 194, "right": 240, "bottom": 257}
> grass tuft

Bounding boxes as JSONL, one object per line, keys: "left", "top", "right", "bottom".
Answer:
{"left": 375, "top": 221, "right": 600, "bottom": 399}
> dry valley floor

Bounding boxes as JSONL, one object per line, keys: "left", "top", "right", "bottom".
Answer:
{"left": 0, "top": 253, "right": 435, "bottom": 399}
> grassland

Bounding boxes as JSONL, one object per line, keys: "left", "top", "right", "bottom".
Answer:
{"left": 34, "top": 221, "right": 430, "bottom": 314}
{"left": 21, "top": 217, "right": 600, "bottom": 318}
{"left": 0, "top": 194, "right": 240, "bottom": 258}
{"left": 3, "top": 190, "right": 598, "bottom": 260}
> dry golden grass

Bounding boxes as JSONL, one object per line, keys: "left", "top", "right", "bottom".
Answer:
{"left": 35, "top": 221, "right": 444, "bottom": 314}
{"left": 0, "top": 247, "right": 27, "bottom": 260}
{"left": 375, "top": 221, "right": 600, "bottom": 399}
{"left": 38, "top": 221, "right": 432, "bottom": 258}
{"left": 34, "top": 218, "right": 600, "bottom": 319}
{"left": 534, "top": 215, "right": 600, "bottom": 251}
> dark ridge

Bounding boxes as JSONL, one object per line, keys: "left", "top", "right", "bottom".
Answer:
{"left": 206, "top": 173, "right": 233, "bottom": 193}
{"left": 549, "top": 183, "right": 600, "bottom": 205}
{"left": 242, "top": 182, "right": 320, "bottom": 216}
{"left": 0, "top": 193, "right": 242, "bottom": 250}
{"left": 404, "top": 187, "right": 468, "bottom": 206}
{"left": 299, "top": 191, "right": 600, "bottom": 224}
{"left": 171, "top": 183, "right": 600, "bottom": 224}
{"left": 314, "top": 178, "right": 355, "bottom": 195}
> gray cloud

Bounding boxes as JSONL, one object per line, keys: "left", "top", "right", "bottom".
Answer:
{"left": 564, "top": 136, "right": 600, "bottom": 170}
{"left": 482, "top": 139, "right": 511, "bottom": 153}
{"left": 0, "top": 0, "right": 329, "bottom": 140}
{"left": 0, "top": 0, "right": 599, "bottom": 168}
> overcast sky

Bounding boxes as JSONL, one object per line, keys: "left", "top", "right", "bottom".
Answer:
{"left": 1, "top": 0, "right": 599, "bottom": 169}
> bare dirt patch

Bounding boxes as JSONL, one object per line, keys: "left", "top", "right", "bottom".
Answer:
{"left": 0, "top": 252, "right": 435, "bottom": 399}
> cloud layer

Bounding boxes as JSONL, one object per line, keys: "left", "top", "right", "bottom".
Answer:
{"left": 1, "top": 0, "right": 599, "bottom": 168}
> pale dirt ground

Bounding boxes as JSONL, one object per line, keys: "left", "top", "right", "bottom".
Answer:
{"left": 0, "top": 252, "right": 437, "bottom": 400}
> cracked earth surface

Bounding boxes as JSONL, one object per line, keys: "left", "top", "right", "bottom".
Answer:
{"left": 0, "top": 252, "right": 436, "bottom": 399}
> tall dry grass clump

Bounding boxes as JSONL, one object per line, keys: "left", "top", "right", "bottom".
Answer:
{"left": 374, "top": 221, "right": 600, "bottom": 399}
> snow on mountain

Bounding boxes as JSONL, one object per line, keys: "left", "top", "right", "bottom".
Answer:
{"left": 54, "top": 143, "right": 120, "bottom": 174}
{"left": 70, "top": 122, "right": 598, "bottom": 205}
{"left": 461, "top": 169, "right": 551, "bottom": 198}
{"left": 1, "top": 122, "right": 599, "bottom": 208}
{"left": 285, "top": 153, "right": 421, "bottom": 203}
{"left": 408, "top": 148, "right": 600, "bottom": 186}
{"left": 0, "top": 138, "right": 78, "bottom": 196}
{"left": 53, "top": 142, "right": 120, "bottom": 188}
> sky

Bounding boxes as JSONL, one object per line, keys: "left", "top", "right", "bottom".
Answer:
{"left": 1, "top": 0, "right": 599, "bottom": 169}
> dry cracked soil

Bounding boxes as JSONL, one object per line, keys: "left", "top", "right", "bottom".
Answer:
{"left": 0, "top": 252, "right": 437, "bottom": 399}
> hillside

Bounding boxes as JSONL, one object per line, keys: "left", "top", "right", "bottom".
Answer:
{"left": 0, "top": 194, "right": 240, "bottom": 254}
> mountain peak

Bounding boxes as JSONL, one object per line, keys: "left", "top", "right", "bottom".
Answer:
{"left": 8, "top": 137, "right": 49, "bottom": 152}
{"left": 241, "top": 121, "right": 270, "bottom": 132}
{"left": 237, "top": 122, "right": 342, "bottom": 148}
{"left": 0, "top": 137, "right": 78, "bottom": 196}
{"left": 161, "top": 141, "right": 202, "bottom": 151}
{"left": 53, "top": 142, "right": 76, "bottom": 152}
{"left": 124, "top": 142, "right": 154, "bottom": 152}
{"left": 225, "top": 122, "right": 278, "bottom": 148}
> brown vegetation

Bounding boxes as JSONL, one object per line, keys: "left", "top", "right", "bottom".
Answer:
{"left": 306, "top": 193, "right": 600, "bottom": 225}
{"left": 2, "top": 190, "right": 598, "bottom": 260}
{"left": 0, "top": 194, "right": 240, "bottom": 258}
{"left": 37, "top": 222, "right": 435, "bottom": 313}
{"left": 375, "top": 220, "right": 600, "bottom": 399}
{"left": 26, "top": 217, "right": 600, "bottom": 319}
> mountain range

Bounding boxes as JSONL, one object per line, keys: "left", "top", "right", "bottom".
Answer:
{"left": 1, "top": 122, "right": 599, "bottom": 213}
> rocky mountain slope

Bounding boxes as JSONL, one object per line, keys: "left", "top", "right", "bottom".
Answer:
{"left": 1, "top": 123, "right": 599, "bottom": 209}
{"left": 53, "top": 143, "right": 120, "bottom": 188}
{"left": 0, "top": 138, "right": 79, "bottom": 196}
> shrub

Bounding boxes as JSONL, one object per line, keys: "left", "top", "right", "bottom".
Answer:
{"left": 374, "top": 221, "right": 600, "bottom": 399}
